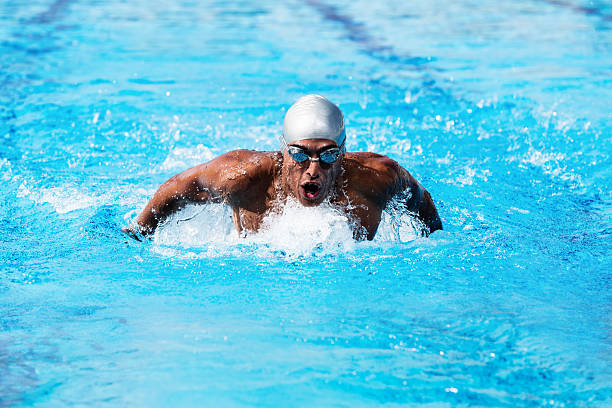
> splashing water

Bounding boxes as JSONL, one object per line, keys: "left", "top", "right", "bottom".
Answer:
{"left": 248, "top": 198, "right": 357, "bottom": 257}
{"left": 149, "top": 196, "right": 426, "bottom": 259}
{"left": 151, "top": 198, "right": 425, "bottom": 259}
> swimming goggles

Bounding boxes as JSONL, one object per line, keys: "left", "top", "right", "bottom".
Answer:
{"left": 282, "top": 140, "right": 345, "bottom": 164}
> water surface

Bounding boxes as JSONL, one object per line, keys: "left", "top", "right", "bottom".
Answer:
{"left": 1, "top": 0, "right": 611, "bottom": 406}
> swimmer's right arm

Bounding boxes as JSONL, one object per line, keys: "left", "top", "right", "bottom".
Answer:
{"left": 124, "top": 165, "right": 216, "bottom": 238}
{"left": 124, "top": 151, "right": 253, "bottom": 238}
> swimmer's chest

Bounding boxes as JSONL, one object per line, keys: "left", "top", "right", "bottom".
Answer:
{"left": 232, "top": 192, "right": 383, "bottom": 240}
{"left": 331, "top": 191, "right": 384, "bottom": 240}
{"left": 233, "top": 206, "right": 268, "bottom": 234}
{"left": 231, "top": 189, "right": 280, "bottom": 234}
{"left": 230, "top": 176, "right": 279, "bottom": 234}
{"left": 232, "top": 186, "right": 382, "bottom": 240}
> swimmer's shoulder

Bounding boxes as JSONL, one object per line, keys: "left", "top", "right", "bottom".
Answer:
{"left": 344, "top": 152, "right": 405, "bottom": 178}
{"left": 193, "top": 149, "right": 279, "bottom": 174}
{"left": 343, "top": 152, "right": 407, "bottom": 198}
{"left": 194, "top": 150, "right": 280, "bottom": 194}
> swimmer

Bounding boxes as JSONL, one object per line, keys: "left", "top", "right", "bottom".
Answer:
{"left": 125, "top": 94, "right": 442, "bottom": 240}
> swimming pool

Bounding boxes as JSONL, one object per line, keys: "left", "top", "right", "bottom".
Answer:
{"left": 1, "top": 0, "right": 610, "bottom": 406}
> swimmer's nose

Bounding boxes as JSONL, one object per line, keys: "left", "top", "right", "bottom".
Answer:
{"left": 306, "top": 160, "right": 322, "bottom": 179}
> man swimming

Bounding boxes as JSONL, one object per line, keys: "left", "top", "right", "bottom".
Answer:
{"left": 126, "top": 94, "right": 441, "bottom": 240}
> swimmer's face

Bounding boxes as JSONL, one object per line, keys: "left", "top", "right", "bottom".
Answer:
{"left": 282, "top": 138, "right": 343, "bottom": 206}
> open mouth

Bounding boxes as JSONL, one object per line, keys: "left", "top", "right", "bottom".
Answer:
{"left": 300, "top": 182, "right": 322, "bottom": 200}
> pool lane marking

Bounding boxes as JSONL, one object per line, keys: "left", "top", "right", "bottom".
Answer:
{"left": 302, "top": 0, "right": 436, "bottom": 71}
{"left": 540, "top": 0, "right": 612, "bottom": 22}
{"left": 27, "top": 0, "right": 76, "bottom": 25}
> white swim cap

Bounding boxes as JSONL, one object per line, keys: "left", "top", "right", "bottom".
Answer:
{"left": 282, "top": 94, "right": 346, "bottom": 146}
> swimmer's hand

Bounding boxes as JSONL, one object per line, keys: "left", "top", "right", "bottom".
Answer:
{"left": 122, "top": 225, "right": 148, "bottom": 242}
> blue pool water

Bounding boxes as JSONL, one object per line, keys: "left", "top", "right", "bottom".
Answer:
{"left": 1, "top": 0, "right": 611, "bottom": 406}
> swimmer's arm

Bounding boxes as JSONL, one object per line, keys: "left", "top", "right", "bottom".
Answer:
{"left": 124, "top": 150, "right": 269, "bottom": 238}
{"left": 399, "top": 169, "right": 442, "bottom": 234}
{"left": 125, "top": 164, "right": 217, "bottom": 237}
{"left": 348, "top": 153, "right": 442, "bottom": 236}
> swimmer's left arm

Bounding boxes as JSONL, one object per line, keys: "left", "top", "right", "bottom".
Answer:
{"left": 349, "top": 153, "right": 442, "bottom": 235}
{"left": 366, "top": 155, "right": 441, "bottom": 234}
{"left": 398, "top": 168, "right": 442, "bottom": 234}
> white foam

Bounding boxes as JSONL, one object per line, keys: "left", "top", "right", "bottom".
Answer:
{"left": 152, "top": 200, "right": 356, "bottom": 258}
{"left": 249, "top": 198, "right": 356, "bottom": 257}
{"left": 374, "top": 195, "right": 426, "bottom": 243}
{"left": 439, "top": 161, "right": 491, "bottom": 187}
{"left": 375, "top": 210, "right": 422, "bottom": 243}
{"left": 151, "top": 197, "right": 426, "bottom": 259}
{"left": 18, "top": 181, "right": 149, "bottom": 214}
{"left": 522, "top": 147, "right": 565, "bottom": 169}
{"left": 509, "top": 147, "right": 582, "bottom": 186}
{"left": 34, "top": 186, "right": 99, "bottom": 213}
{"left": 0, "top": 158, "right": 14, "bottom": 181}
{"left": 152, "top": 203, "right": 236, "bottom": 248}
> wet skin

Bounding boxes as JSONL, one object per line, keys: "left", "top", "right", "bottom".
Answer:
{"left": 128, "top": 139, "right": 442, "bottom": 240}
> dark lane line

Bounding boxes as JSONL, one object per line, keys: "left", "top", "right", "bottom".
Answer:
{"left": 27, "top": 0, "right": 76, "bottom": 24}
{"left": 541, "top": 0, "right": 612, "bottom": 22}
{"left": 302, "top": 0, "right": 435, "bottom": 71}
{"left": 1, "top": 0, "right": 79, "bottom": 161}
